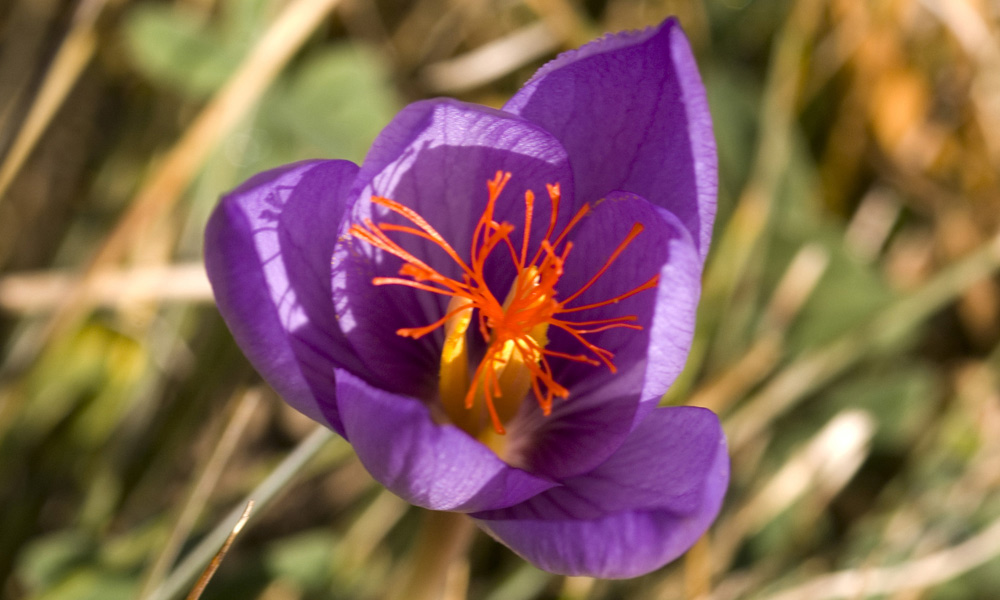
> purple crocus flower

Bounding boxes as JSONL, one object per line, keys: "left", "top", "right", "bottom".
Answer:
{"left": 205, "top": 18, "right": 727, "bottom": 578}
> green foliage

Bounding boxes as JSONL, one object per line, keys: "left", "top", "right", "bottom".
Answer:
{"left": 15, "top": 531, "right": 138, "bottom": 600}
{"left": 123, "top": 0, "right": 400, "bottom": 175}
{"left": 123, "top": 4, "right": 243, "bottom": 98}
{"left": 15, "top": 532, "right": 94, "bottom": 593}
{"left": 268, "top": 45, "right": 401, "bottom": 164}
{"left": 264, "top": 531, "right": 337, "bottom": 592}
{"left": 249, "top": 44, "right": 401, "bottom": 174}
{"left": 823, "top": 362, "right": 939, "bottom": 449}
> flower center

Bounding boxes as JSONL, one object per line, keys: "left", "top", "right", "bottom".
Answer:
{"left": 348, "top": 171, "right": 658, "bottom": 438}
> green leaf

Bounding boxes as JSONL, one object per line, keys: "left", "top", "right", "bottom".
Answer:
{"left": 33, "top": 569, "right": 135, "bottom": 600}
{"left": 122, "top": 5, "right": 242, "bottom": 98}
{"left": 266, "top": 44, "right": 401, "bottom": 164}
{"left": 823, "top": 362, "right": 940, "bottom": 449}
{"left": 219, "top": 43, "right": 402, "bottom": 182}
{"left": 264, "top": 531, "right": 336, "bottom": 591}
{"left": 15, "top": 531, "right": 93, "bottom": 592}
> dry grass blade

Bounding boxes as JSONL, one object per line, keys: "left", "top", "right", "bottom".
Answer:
{"left": 675, "top": 0, "right": 826, "bottom": 403}
{"left": 92, "top": 0, "right": 343, "bottom": 267}
{"left": 714, "top": 410, "right": 876, "bottom": 572}
{"left": 707, "top": 0, "right": 826, "bottom": 291}
{"left": 690, "top": 244, "right": 829, "bottom": 414}
{"left": 138, "top": 390, "right": 263, "bottom": 600}
{"left": 921, "top": 0, "right": 1000, "bottom": 167}
{"left": 0, "top": 0, "right": 107, "bottom": 203}
{"left": 184, "top": 500, "right": 254, "bottom": 600}
{"left": 10, "top": 0, "right": 341, "bottom": 376}
{"left": 146, "top": 426, "right": 339, "bottom": 600}
{"left": 726, "top": 232, "right": 1000, "bottom": 452}
{"left": 762, "top": 513, "right": 1000, "bottom": 600}
{"left": 0, "top": 263, "right": 211, "bottom": 314}
{"left": 421, "top": 22, "right": 559, "bottom": 93}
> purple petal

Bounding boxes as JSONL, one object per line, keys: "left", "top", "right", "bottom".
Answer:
{"left": 205, "top": 159, "right": 366, "bottom": 434}
{"left": 473, "top": 407, "right": 728, "bottom": 578}
{"left": 507, "top": 192, "right": 702, "bottom": 479}
{"left": 504, "top": 18, "right": 717, "bottom": 262}
{"left": 334, "top": 368, "right": 557, "bottom": 512}
{"left": 332, "top": 99, "right": 575, "bottom": 397}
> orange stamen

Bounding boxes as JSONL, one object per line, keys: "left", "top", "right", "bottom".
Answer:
{"left": 347, "top": 171, "right": 659, "bottom": 435}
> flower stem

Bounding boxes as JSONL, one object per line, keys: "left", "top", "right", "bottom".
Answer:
{"left": 390, "top": 509, "right": 475, "bottom": 600}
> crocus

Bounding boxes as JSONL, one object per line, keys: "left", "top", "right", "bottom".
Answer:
{"left": 205, "top": 17, "right": 727, "bottom": 578}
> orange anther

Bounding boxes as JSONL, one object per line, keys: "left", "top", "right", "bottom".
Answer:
{"left": 348, "top": 172, "right": 657, "bottom": 434}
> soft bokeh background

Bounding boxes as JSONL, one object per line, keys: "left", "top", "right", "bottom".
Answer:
{"left": 2, "top": 0, "right": 1000, "bottom": 598}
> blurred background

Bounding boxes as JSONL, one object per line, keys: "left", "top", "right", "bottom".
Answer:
{"left": 2, "top": 0, "right": 1000, "bottom": 598}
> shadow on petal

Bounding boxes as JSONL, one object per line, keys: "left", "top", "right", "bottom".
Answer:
{"left": 473, "top": 407, "right": 728, "bottom": 578}
{"left": 206, "top": 159, "right": 363, "bottom": 433}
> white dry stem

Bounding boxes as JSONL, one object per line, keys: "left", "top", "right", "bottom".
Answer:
{"left": 713, "top": 410, "right": 876, "bottom": 571}
{"left": 0, "top": 263, "right": 212, "bottom": 314}
{"left": 761, "top": 513, "right": 1000, "bottom": 600}
{"left": 421, "top": 22, "right": 559, "bottom": 93}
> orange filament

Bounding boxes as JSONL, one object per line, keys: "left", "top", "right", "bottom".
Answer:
{"left": 348, "top": 171, "right": 658, "bottom": 435}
